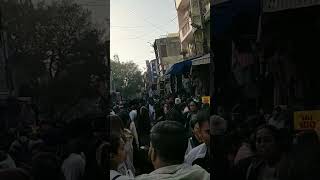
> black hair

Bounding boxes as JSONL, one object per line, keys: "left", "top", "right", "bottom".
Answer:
{"left": 137, "top": 106, "right": 151, "bottom": 135}
{"left": 109, "top": 132, "right": 122, "bottom": 155}
{"left": 117, "top": 110, "right": 131, "bottom": 129}
{"left": 108, "top": 115, "right": 124, "bottom": 134}
{"left": 150, "top": 121, "right": 188, "bottom": 164}
{"left": 196, "top": 110, "right": 210, "bottom": 128}
{"left": 31, "top": 152, "right": 63, "bottom": 180}
{"left": 253, "top": 124, "right": 287, "bottom": 152}
{"left": 96, "top": 141, "right": 110, "bottom": 171}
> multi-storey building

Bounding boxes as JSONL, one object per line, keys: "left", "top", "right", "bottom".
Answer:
{"left": 154, "top": 33, "right": 183, "bottom": 76}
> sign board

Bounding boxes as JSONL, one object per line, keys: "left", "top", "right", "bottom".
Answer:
{"left": 294, "top": 110, "right": 320, "bottom": 132}
{"left": 263, "top": 0, "right": 320, "bottom": 12}
{"left": 202, "top": 96, "right": 210, "bottom": 105}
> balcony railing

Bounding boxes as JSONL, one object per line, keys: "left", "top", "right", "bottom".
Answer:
{"left": 180, "top": 18, "right": 192, "bottom": 41}
{"left": 263, "top": 0, "right": 320, "bottom": 12}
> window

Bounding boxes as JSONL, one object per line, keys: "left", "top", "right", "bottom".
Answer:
{"left": 160, "top": 45, "right": 167, "bottom": 57}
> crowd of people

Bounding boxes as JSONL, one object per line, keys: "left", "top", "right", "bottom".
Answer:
{"left": 0, "top": 93, "right": 320, "bottom": 180}
{"left": 109, "top": 94, "right": 211, "bottom": 180}
{"left": 109, "top": 94, "right": 320, "bottom": 180}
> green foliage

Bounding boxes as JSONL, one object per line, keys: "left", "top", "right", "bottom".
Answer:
{"left": 111, "top": 60, "right": 144, "bottom": 99}
{"left": 1, "top": 0, "right": 108, "bottom": 120}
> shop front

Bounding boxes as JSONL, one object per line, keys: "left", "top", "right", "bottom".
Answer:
{"left": 165, "top": 54, "right": 211, "bottom": 98}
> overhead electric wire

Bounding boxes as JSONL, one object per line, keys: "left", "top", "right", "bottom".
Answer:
{"left": 112, "top": 14, "right": 178, "bottom": 41}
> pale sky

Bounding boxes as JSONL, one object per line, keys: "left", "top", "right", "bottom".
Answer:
{"left": 110, "top": 0, "right": 179, "bottom": 71}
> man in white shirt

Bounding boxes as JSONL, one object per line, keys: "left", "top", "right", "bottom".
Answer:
{"left": 62, "top": 152, "right": 86, "bottom": 180}
{"left": 136, "top": 121, "right": 210, "bottom": 180}
{"left": 185, "top": 110, "right": 210, "bottom": 172}
{"left": 61, "top": 140, "right": 86, "bottom": 180}
{"left": 129, "top": 103, "right": 137, "bottom": 123}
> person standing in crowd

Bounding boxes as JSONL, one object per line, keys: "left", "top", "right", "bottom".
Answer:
{"left": 136, "top": 106, "right": 151, "bottom": 147}
{"left": 278, "top": 130, "right": 320, "bottom": 180}
{"left": 109, "top": 115, "right": 135, "bottom": 176}
{"left": 268, "top": 106, "right": 286, "bottom": 129}
{"left": 105, "top": 133, "right": 133, "bottom": 180}
{"left": 163, "top": 103, "right": 169, "bottom": 116}
{"left": 185, "top": 101, "right": 199, "bottom": 134}
{"left": 129, "top": 101, "right": 138, "bottom": 123}
{"left": 185, "top": 115, "right": 202, "bottom": 156}
{"left": 116, "top": 110, "right": 139, "bottom": 152}
{"left": 135, "top": 121, "right": 210, "bottom": 180}
{"left": 154, "top": 102, "right": 165, "bottom": 124}
{"left": 61, "top": 138, "right": 86, "bottom": 180}
{"left": 148, "top": 99, "right": 156, "bottom": 125}
{"left": 31, "top": 152, "right": 64, "bottom": 180}
{"left": 166, "top": 97, "right": 185, "bottom": 125}
{"left": 0, "top": 150, "right": 16, "bottom": 169}
{"left": 234, "top": 125, "right": 287, "bottom": 180}
{"left": 185, "top": 110, "right": 210, "bottom": 172}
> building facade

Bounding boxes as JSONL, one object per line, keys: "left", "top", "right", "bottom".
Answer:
{"left": 170, "top": 0, "right": 211, "bottom": 97}
{"left": 154, "top": 33, "right": 183, "bottom": 76}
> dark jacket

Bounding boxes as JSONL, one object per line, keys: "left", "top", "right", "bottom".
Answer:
{"left": 165, "top": 106, "right": 185, "bottom": 125}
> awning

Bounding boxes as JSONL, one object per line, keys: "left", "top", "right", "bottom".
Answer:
{"left": 192, "top": 53, "right": 211, "bottom": 66}
{"left": 263, "top": 0, "right": 320, "bottom": 12}
{"left": 165, "top": 60, "right": 192, "bottom": 75}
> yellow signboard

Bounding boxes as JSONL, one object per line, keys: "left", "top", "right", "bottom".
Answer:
{"left": 294, "top": 110, "right": 320, "bottom": 132}
{"left": 202, "top": 96, "right": 210, "bottom": 105}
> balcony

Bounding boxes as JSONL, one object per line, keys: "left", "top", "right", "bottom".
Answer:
{"left": 179, "top": 18, "right": 193, "bottom": 43}
{"left": 263, "top": 0, "right": 320, "bottom": 12}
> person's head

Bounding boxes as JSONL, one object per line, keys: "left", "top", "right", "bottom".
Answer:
{"left": 163, "top": 103, "right": 169, "bottom": 114}
{"left": 108, "top": 132, "right": 126, "bottom": 169}
{"left": 108, "top": 115, "right": 124, "bottom": 134}
{"left": 117, "top": 110, "right": 130, "bottom": 129}
{"left": 197, "top": 110, "right": 210, "bottom": 146}
{"left": 129, "top": 100, "right": 136, "bottom": 110}
{"left": 296, "top": 130, "right": 320, "bottom": 147}
{"left": 148, "top": 121, "right": 188, "bottom": 169}
{"left": 217, "top": 106, "right": 225, "bottom": 117}
{"left": 166, "top": 95, "right": 175, "bottom": 106}
{"left": 149, "top": 98, "right": 154, "bottom": 105}
{"left": 190, "top": 115, "right": 202, "bottom": 142}
{"left": 66, "top": 138, "right": 83, "bottom": 154}
{"left": 254, "top": 125, "right": 282, "bottom": 161}
{"left": 210, "top": 115, "right": 227, "bottom": 135}
{"left": 273, "top": 106, "right": 282, "bottom": 117}
{"left": 189, "top": 101, "right": 198, "bottom": 112}
{"left": 31, "top": 152, "right": 63, "bottom": 180}
{"left": 175, "top": 98, "right": 181, "bottom": 105}
{"left": 0, "top": 168, "right": 31, "bottom": 180}
{"left": 140, "top": 106, "right": 149, "bottom": 118}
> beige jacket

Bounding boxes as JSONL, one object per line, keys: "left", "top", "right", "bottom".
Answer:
{"left": 135, "top": 163, "right": 210, "bottom": 180}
